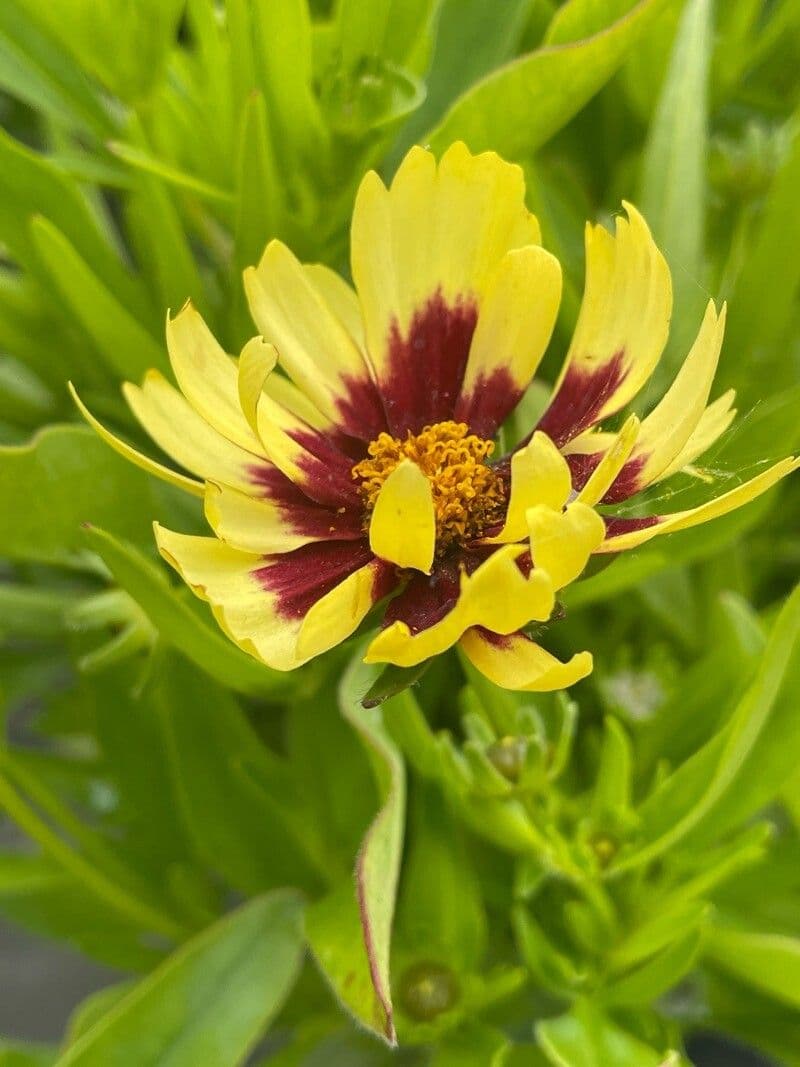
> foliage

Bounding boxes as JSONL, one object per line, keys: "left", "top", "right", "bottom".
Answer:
{"left": 0, "top": 0, "right": 799, "bottom": 1064}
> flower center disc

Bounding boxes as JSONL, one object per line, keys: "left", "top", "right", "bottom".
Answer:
{"left": 352, "top": 420, "right": 506, "bottom": 550}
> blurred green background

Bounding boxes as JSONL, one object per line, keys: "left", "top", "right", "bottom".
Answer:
{"left": 0, "top": 1, "right": 799, "bottom": 1064}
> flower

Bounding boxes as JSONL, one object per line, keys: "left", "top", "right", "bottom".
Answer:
{"left": 73, "top": 143, "right": 798, "bottom": 692}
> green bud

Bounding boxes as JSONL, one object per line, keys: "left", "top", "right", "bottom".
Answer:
{"left": 590, "top": 833, "right": 618, "bottom": 868}
{"left": 399, "top": 960, "right": 460, "bottom": 1021}
{"left": 486, "top": 735, "right": 528, "bottom": 782}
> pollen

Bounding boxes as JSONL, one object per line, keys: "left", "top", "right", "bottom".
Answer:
{"left": 352, "top": 420, "right": 507, "bottom": 550}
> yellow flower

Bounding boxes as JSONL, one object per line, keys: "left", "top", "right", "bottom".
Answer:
{"left": 73, "top": 143, "right": 798, "bottom": 692}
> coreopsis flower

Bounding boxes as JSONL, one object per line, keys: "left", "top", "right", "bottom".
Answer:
{"left": 74, "top": 143, "right": 798, "bottom": 691}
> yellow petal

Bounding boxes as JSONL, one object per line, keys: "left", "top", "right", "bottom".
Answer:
{"left": 598, "top": 457, "right": 800, "bottom": 553}
{"left": 527, "top": 502, "right": 606, "bottom": 590}
{"left": 123, "top": 370, "right": 264, "bottom": 493}
{"left": 624, "top": 300, "right": 727, "bottom": 491}
{"left": 166, "top": 302, "right": 263, "bottom": 453}
{"left": 69, "top": 382, "right": 203, "bottom": 497}
{"left": 484, "top": 432, "right": 572, "bottom": 544}
{"left": 576, "top": 414, "right": 640, "bottom": 506}
{"left": 244, "top": 239, "right": 381, "bottom": 436}
{"left": 656, "top": 389, "right": 736, "bottom": 482}
{"left": 539, "top": 203, "right": 672, "bottom": 444}
{"left": 236, "top": 337, "right": 364, "bottom": 509}
{"left": 364, "top": 544, "right": 554, "bottom": 668}
{"left": 261, "top": 370, "right": 333, "bottom": 432}
{"left": 155, "top": 525, "right": 382, "bottom": 670}
{"left": 303, "top": 262, "right": 365, "bottom": 350}
{"left": 351, "top": 143, "right": 541, "bottom": 391}
{"left": 236, "top": 337, "right": 330, "bottom": 491}
{"left": 237, "top": 335, "right": 279, "bottom": 439}
{"left": 204, "top": 480, "right": 359, "bottom": 555}
{"left": 460, "top": 628, "right": 593, "bottom": 692}
{"left": 456, "top": 244, "right": 562, "bottom": 435}
{"left": 296, "top": 562, "right": 386, "bottom": 661}
{"left": 368, "top": 458, "right": 436, "bottom": 573}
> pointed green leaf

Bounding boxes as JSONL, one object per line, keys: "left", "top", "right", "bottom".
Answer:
{"left": 427, "top": 0, "right": 672, "bottom": 158}
{"left": 639, "top": 0, "right": 712, "bottom": 385}
{"left": 151, "top": 652, "right": 323, "bottom": 893}
{"left": 537, "top": 1001, "right": 670, "bottom": 1067}
{"left": 83, "top": 526, "right": 287, "bottom": 697}
{"left": 0, "top": 0, "right": 113, "bottom": 136}
{"left": 706, "top": 926, "right": 800, "bottom": 1012}
{"left": 305, "top": 648, "right": 406, "bottom": 1044}
{"left": 31, "top": 217, "right": 164, "bottom": 379}
{"left": 54, "top": 892, "right": 304, "bottom": 1067}
{"left": 615, "top": 583, "right": 800, "bottom": 872}
{"left": 0, "top": 426, "right": 159, "bottom": 566}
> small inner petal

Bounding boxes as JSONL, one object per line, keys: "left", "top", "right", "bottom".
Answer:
{"left": 352, "top": 420, "right": 507, "bottom": 552}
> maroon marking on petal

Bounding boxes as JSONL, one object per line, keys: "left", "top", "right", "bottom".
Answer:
{"left": 565, "top": 452, "right": 602, "bottom": 492}
{"left": 515, "top": 550, "right": 533, "bottom": 578}
{"left": 454, "top": 365, "right": 523, "bottom": 440}
{"left": 380, "top": 290, "right": 478, "bottom": 435}
{"left": 472, "top": 625, "right": 515, "bottom": 649}
{"left": 336, "top": 373, "right": 389, "bottom": 442}
{"left": 248, "top": 456, "right": 359, "bottom": 511}
{"left": 249, "top": 424, "right": 367, "bottom": 511}
{"left": 601, "top": 454, "right": 649, "bottom": 504}
{"left": 256, "top": 540, "right": 379, "bottom": 620}
{"left": 567, "top": 449, "right": 650, "bottom": 503}
{"left": 537, "top": 351, "right": 627, "bottom": 448}
{"left": 602, "top": 515, "right": 660, "bottom": 543}
{"left": 251, "top": 465, "right": 365, "bottom": 542}
{"left": 381, "top": 546, "right": 495, "bottom": 635}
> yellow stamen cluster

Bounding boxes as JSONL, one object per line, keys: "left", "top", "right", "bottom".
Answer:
{"left": 352, "top": 420, "right": 507, "bottom": 550}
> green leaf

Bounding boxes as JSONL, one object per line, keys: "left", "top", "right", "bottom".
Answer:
{"left": 610, "top": 899, "right": 710, "bottom": 972}
{"left": 0, "top": 425, "right": 161, "bottom": 566}
{"left": 396, "top": 780, "right": 487, "bottom": 972}
{"left": 0, "top": 0, "right": 113, "bottom": 137}
{"left": 251, "top": 0, "right": 328, "bottom": 165}
{"left": 107, "top": 142, "right": 233, "bottom": 204}
{"left": 334, "top": 0, "right": 442, "bottom": 74}
{"left": 426, "top": 0, "right": 671, "bottom": 158}
{"left": 0, "top": 129, "right": 139, "bottom": 310}
{"left": 83, "top": 526, "right": 286, "bottom": 697}
{"left": 0, "top": 583, "right": 75, "bottom": 639}
{"left": 591, "top": 717, "right": 632, "bottom": 817}
{"left": 513, "top": 905, "right": 584, "bottom": 996}
{"left": 122, "top": 129, "right": 209, "bottom": 323}
{"left": 362, "top": 659, "right": 432, "bottom": 708}
{"left": 395, "top": 0, "right": 530, "bottom": 153}
{"left": 151, "top": 651, "right": 324, "bottom": 893}
{"left": 305, "top": 648, "right": 406, "bottom": 1044}
{"left": 55, "top": 892, "right": 304, "bottom": 1067}
{"left": 706, "top": 926, "right": 800, "bottom": 1012}
{"left": 602, "top": 928, "right": 704, "bottom": 1006}
{"left": 430, "top": 1022, "right": 511, "bottom": 1066}
{"left": 723, "top": 107, "right": 800, "bottom": 400}
{"left": 25, "top": 0, "right": 184, "bottom": 103}
{"left": 65, "top": 984, "right": 136, "bottom": 1048}
{"left": 0, "top": 853, "right": 161, "bottom": 972}
{"left": 638, "top": 0, "right": 712, "bottom": 387}
{"left": 231, "top": 90, "right": 282, "bottom": 339}
{"left": 0, "top": 1041, "right": 57, "bottom": 1067}
{"left": 537, "top": 1001, "right": 670, "bottom": 1067}
{"left": 30, "top": 217, "right": 164, "bottom": 380}
{"left": 615, "top": 582, "right": 800, "bottom": 872}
